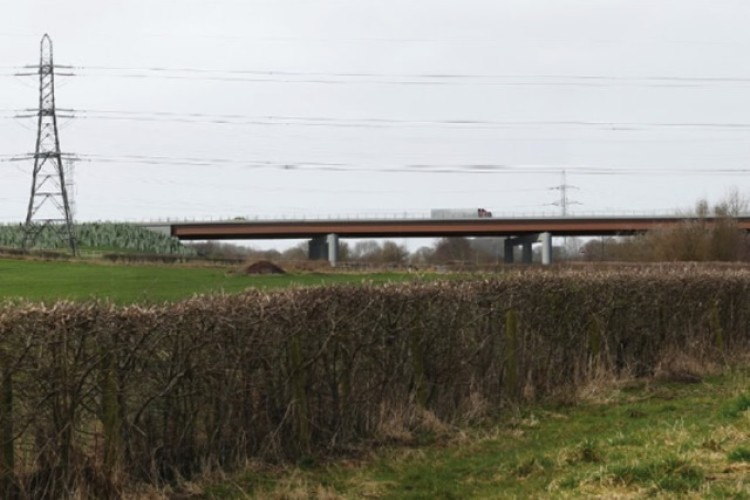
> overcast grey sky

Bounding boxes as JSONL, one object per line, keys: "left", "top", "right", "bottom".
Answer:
{"left": 1, "top": 1, "right": 750, "bottom": 237}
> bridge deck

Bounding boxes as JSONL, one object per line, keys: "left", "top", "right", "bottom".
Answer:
{"left": 152, "top": 216, "right": 750, "bottom": 240}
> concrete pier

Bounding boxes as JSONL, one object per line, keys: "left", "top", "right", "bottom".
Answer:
{"left": 308, "top": 233, "right": 340, "bottom": 266}
{"left": 503, "top": 232, "right": 553, "bottom": 265}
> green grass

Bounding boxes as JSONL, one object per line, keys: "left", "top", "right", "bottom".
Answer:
{"left": 200, "top": 370, "right": 750, "bottom": 498}
{"left": 728, "top": 446, "right": 750, "bottom": 463}
{"left": 722, "top": 392, "right": 750, "bottom": 418}
{"left": 608, "top": 457, "right": 704, "bottom": 493}
{"left": 0, "top": 258, "right": 423, "bottom": 304}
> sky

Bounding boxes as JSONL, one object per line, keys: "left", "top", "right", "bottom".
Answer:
{"left": 1, "top": 0, "right": 750, "bottom": 248}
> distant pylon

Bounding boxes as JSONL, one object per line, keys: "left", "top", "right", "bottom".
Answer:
{"left": 23, "top": 34, "right": 77, "bottom": 255}
{"left": 549, "top": 169, "right": 581, "bottom": 216}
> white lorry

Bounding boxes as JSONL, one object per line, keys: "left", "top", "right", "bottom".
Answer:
{"left": 430, "top": 208, "right": 493, "bottom": 219}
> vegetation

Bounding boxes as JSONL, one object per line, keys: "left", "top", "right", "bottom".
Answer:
{"left": 204, "top": 370, "right": 750, "bottom": 498}
{"left": 0, "top": 267, "right": 745, "bottom": 496}
{"left": 0, "top": 222, "right": 195, "bottom": 255}
{"left": 583, "top": 195, "right": 750, "bottom": 262}
{"left": 0, "top": 258, "right": 419, "bottom": 303}
{"left": 348, "top": 240, "right": 409, "bottom": 265}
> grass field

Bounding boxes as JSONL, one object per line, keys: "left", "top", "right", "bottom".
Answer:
{"left": 0, "top": 258, "right": 420, "bottom": 303}
{"left": 202, "top": 369, "right": 750, "bottom": 498}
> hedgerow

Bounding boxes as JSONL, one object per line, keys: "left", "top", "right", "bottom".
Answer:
{"left": 0, "top": 267, "right": 747, "bottom": 497}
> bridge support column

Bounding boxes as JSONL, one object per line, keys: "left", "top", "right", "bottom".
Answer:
{"left": 521, "top": 242, "right": 533, "bottom": 264}
{"left": 540, "top": 232, "right": 552, "bottom": 266}
{"left": 504, "top": 239, "right": 514, "bottom": 264}
{"left": 308, "top": 236, "right": 328, "bottom": 261}
{"left": 327, "top": 233, "right": 339, "bottom": 267}
{"left": 503, "top": 233, "right": 553, "bottom": 266}
{"left": 307, "top": 235, "right": 340, "bottom": 266}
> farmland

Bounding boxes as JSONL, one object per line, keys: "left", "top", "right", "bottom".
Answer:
{"left": 0, "top": 257, "right": 420, "bottom": 303}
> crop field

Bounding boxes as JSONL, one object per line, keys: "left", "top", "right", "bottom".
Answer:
{"left": 0, "top": 258, "right": 419, "bottom": 303}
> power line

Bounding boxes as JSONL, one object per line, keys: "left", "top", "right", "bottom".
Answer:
{"left": 74, "top": 66, "right": 750, "bottom": 84}
{"left": 1, "top": 31, "right": 746, "bottom": 47}
{"left": 10, "top": 108, "right": 750, "bottom": 133}
{"left": 7, "top": 65, "right": 750, "bottom": 87}
{"left": 32, "top": 153, "right": 750, "bottom": 176}
{"left": 73, "top": 66, "right": 750, "bottom": 82}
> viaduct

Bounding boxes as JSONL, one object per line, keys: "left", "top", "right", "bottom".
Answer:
{"left": 141, "top": 215, "right": 750, "bottom": 266}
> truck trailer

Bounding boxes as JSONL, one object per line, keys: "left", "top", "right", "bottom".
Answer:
{"left": 430, "top": 208, "right": 493, "bottom": 219}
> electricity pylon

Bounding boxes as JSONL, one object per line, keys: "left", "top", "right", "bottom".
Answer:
{"left": 22, "top": 34, "right": 77, "bottom": 255}
{"left": 549, "top": 170, "right": 581, "bottom": 216}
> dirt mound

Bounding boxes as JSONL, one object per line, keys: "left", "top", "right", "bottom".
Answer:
{"left": 241, "top": 260, "right": 286, "bottom": 275}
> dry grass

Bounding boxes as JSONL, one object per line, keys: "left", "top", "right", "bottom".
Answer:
{"left": 653, "top": 350, "right": 720, "bottom": 384}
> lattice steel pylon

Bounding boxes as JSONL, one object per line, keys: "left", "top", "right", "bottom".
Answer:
{"left": 23, "top": 34, "right": 77, "bottom": 255}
